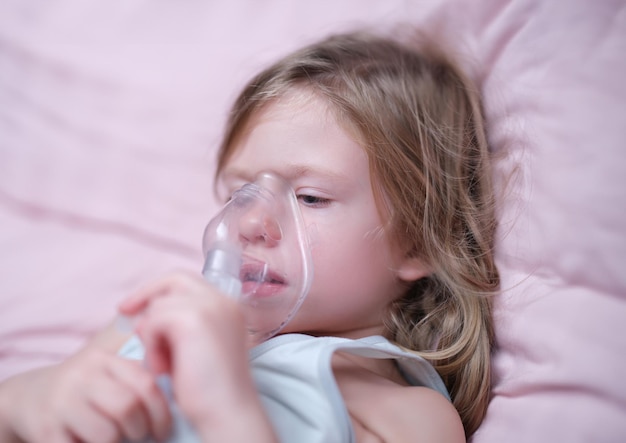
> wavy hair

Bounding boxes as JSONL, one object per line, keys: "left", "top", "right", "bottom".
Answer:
{"left": 215, "top": 31, "right": 499, "bottom": 437}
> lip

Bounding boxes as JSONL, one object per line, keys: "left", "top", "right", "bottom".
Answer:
{"left": 239, "top": 258, "right": 288, "bottom": 298}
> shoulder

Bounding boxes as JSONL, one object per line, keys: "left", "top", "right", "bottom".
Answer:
{"left": 333, "top": 354, "right": 464, "bottom": 443}
{"left": 376, "top": 385, "right": 465, "bottom": 443}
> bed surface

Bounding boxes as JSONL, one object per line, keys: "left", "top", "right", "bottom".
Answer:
{"left": 1, "top": 0, "right": 625, "bottom": 441}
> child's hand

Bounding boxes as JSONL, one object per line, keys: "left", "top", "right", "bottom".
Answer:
{"left": 119, "top": 272, "right": 276, "bottom": 441}
{"left": 0, "top": 344, "right": 171, "bottom": 443}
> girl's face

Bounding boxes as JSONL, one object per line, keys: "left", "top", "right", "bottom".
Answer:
{"left": 220, "top": 91, "right": 427, "bottom": 339}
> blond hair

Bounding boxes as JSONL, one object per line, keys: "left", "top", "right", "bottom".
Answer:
{"left": 216, "top": 31, "right": 499, "bottom": 437}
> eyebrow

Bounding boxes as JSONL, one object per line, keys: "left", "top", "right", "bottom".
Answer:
{"left": 221, "top": 164, "right": 349, "bottom": 184}
{"left": 283, "top": 164, "right": 349, "bottom": 182}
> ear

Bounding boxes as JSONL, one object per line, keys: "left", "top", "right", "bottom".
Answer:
{"left": 396, "top": 256, "right": 431, "bottom": 282}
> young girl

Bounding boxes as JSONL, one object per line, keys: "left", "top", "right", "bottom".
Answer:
{"left": 0, "top": 31, "right": 498, "bottom": 442}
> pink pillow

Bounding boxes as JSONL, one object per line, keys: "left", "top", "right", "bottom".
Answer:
{"left": 472, "top": 1, "right": 626, "bottom": 440}
{"left": 0, "top": 0, "right": 624, "bottom": 441}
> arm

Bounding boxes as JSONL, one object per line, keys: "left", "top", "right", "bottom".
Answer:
{"left": 0, "top": 321, "right": 171, "bottom": 443}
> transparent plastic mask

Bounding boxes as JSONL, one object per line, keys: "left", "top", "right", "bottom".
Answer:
{"left": 202, "top": 172, "right": 313, "bottom": 346}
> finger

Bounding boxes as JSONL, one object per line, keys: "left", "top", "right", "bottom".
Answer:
{"left": 63, "top": 399, "right": 119, "bottom": 443}
{"left": 107, "top": 357, "right": 173, "bottom": 442}
{"left": 139, "top": 328, "right": 172, "bottom": 376}
{"left": 85, "top": 373, "right": 149, "bottom": 442}
{"left": 61, "top": 353, "right": 148, "bottom": 442}
{"left": 139, "top": 285, "right": 246, "bottom": 357}
{"left": 118, "top": 271, "right": 206, "bottom": 315}
{"left": 135, "top": 297, "right": 201, "bottom": 379}
{"left": 137, "top": 292, "right": 249, "bottom": 386}
{"left": 32, "top": 423, "right": 77, "bottom": 443}
{"left": 117, "top": 279, "right": 171, "bottom": 316}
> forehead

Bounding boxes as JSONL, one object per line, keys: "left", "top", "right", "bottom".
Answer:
{"left": 220, "top": 90, "right": 370, "bottom": 186}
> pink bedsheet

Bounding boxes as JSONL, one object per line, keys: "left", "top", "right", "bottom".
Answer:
{"left": 1, "top": 0, "right": 625, "bottom": 441}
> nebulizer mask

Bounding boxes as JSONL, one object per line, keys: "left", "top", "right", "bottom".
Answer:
{"left": 202, "top": 171, "right": 313, "bottom": 345}
{"left": 117, "top": 171, "right": 312, "bottom": 342}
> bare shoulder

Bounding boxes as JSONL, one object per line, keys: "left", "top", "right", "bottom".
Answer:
{"left": 377, "top": 385, "right": 465, "bottom": 443}
{"left": 332, "top": 354, "right": 465, "bottom": 443}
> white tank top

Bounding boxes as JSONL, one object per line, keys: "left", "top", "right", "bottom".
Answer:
{"left": 119, "top": 333, "right": 450, "bottom": 443}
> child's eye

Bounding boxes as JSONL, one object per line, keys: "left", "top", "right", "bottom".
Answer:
{"left": 297, "top": 194, "right": 331, "bottom": 207}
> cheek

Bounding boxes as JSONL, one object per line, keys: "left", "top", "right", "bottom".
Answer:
{"left": 308, "top": 226, "right": 397, "bottom": 295}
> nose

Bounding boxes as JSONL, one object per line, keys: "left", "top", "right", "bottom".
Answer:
{"left": 238, "top": 206, "right": 283, "bottom": 247}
